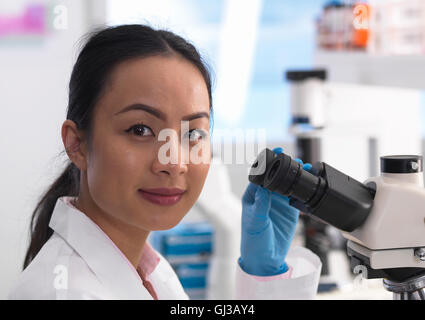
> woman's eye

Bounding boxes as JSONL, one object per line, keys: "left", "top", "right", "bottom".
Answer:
{"left": 185, "top": 129, "right": 207, "bottom": 142}
{"left": 125, "top": 124, "right": 154, "bottom": 137}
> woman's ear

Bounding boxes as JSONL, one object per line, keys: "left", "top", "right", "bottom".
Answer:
{"left": 61, "top": 120, "right": 88, "bottom": 171}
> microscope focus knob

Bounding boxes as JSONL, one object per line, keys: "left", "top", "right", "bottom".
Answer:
{"left": 380, "top": 155, "right": 423, "bottom": 174}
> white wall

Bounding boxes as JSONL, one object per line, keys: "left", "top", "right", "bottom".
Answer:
{"left": 0, "top": 0, "right": 104, "bottom": 299}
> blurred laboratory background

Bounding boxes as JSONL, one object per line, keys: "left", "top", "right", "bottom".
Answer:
{"left": 1, "top": 0, "right": 425, "bottom": 300}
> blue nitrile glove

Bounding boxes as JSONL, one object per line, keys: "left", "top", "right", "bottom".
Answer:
{"left": 238, "top": 147, "right": 312, "bottom": 276}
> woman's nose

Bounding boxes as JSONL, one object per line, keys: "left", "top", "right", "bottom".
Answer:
{"left": 153, "top": 131, "right": 188, "bottom": 177}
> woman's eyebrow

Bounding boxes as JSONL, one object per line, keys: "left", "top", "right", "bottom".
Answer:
{"left": 114, "top": 103, "right": 165, "bottom": 120}
{"left": 114, "top": 103, "right": 209, "bottom": 121}
{"left": 182, "top": 111, "right": 209, "bottom": 121}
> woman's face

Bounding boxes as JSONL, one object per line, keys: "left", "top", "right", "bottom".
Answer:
{"left": 83, "top": 55, "right": 211, "bottom": 231}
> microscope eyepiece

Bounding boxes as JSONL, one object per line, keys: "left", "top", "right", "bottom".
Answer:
{"left": 249, "top": 148, "right": 375, "bottom": 232}
{"left": 381, "top": 155, "right": 423, "bottom": 174}
{"left": 248, "top": 148, "right": 277, "bottom": 186}
{"left": 261, "top": 153, "right": 327, "bottom": 207}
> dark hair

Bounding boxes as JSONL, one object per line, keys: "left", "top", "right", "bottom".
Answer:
{"left": 23, "top": 24, "right": 214, "bottom": 269}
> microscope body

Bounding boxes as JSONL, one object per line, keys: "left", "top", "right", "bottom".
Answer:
{"left": 249, "top": 149, "right": 425, "bottom": 298}
{"left": 285, "top": 69, "right": 423, "bottom": 289}
{"left": 344, "top": 170, "right": 425, "bottom": 280}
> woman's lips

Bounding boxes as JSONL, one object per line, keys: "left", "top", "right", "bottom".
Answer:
{"left": 138, "top": 188, "right": 186, "bottom": 206}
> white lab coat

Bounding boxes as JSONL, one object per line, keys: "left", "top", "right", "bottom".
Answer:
{"left": 8, "top": 196, "right": 321, "bottom": 300}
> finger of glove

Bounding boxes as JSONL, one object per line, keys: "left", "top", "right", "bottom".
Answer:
{"left": 292, "top": 157, "right": 312, "bottom": 172}
{"left": 242, "top": 183, "right": 271, "bottom": 216}
{"left": 273, "top": 147, "right": 283, "bottom": 155}
{"left": 270, "top": 190, "right": 291, "bottom": 207}
{"left": 269, "top": 197, "right": 299, "bottom": 227}
{"left": 268, "top": 196, "right": 299, "bottom": 241}
{"left": 242, "top": 186, "right": 272, "bottom": 233}
{"left": 251, "top": 186, "right": 271, "bottom": 219}
{"left": 242, "top": 182, "right": 258, "bottom": 204}
{"left": 303, "top": 163, "right": 312, "bottom": 172}
{"left": 268, "top": 207, "right": 298, "bottom": 259}
{"left": 242, "top": 181, "right": 271, "bottom": 206}
{"left": 269, "top": 192, "right": 299, "bottom": 221}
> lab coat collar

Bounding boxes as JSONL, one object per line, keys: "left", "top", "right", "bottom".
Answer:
{"left": 49, "top": 197, "right": 153, "bottom": 300}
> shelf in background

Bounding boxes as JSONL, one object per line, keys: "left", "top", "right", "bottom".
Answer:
{"left": 314, "top": 50, "right": 425, "bottom": 91}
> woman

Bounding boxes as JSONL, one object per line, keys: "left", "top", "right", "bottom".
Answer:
{"left": 8, "top": 24, "right": 321, "bottom": 300}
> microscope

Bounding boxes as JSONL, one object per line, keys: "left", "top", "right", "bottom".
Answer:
{"left": 249, "top": 148, "right": 425, "bottom": 299}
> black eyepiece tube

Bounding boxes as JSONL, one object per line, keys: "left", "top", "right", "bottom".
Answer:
{"left": 248, "top": 148, "right": 375, "bottom": 232}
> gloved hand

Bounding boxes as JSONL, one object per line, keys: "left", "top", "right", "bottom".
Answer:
{"left": 238, "top": 147, "right": 312, "bottom": 276}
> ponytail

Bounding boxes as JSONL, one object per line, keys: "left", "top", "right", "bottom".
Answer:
{"left": 23, "top": 162, "right": 80, "bottom": 269}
